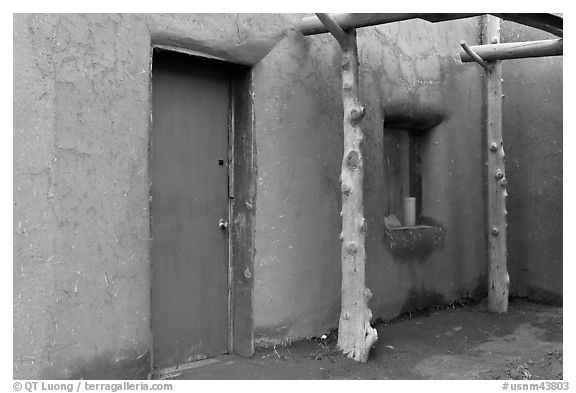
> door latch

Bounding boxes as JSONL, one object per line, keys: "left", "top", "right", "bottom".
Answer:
{"left": 218, "top": 218, "right": 229, "bottom": 230}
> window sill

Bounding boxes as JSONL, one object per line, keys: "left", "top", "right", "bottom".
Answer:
{"left": 384, "top": 225, "right": 445, "bottom": 258}
{"left": 387, "top": 225, "right": 437, "bottom": 231}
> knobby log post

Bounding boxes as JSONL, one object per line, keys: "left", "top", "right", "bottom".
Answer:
{"left": 315, "top": 13, "right": 378, "bottom": 362}
{"left": 483, "top": 15, "right": 510, "bottom": 312}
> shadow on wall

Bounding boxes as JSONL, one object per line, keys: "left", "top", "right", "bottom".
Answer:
{"left": 396, "top": 282, "right": 488, "bottom": 317}
{"left": 384, "top": 100, "right": 447, "bottom": 131}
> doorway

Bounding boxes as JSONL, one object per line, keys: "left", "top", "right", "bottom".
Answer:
{"left": 150, "top": 49, "right": 251, "bottom": 375}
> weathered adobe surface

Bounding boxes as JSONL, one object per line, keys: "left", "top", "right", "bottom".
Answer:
{"left": 253, "top": 17, "right": 487, "bottom": 345}
{"left": 14, "top": 14, "right": 152, "bottom": 379}
{"left": 501, "top": 21, "right": 562, "bottom": 305}
{"left": 13, "top": 12, "right": 299, "bottom": 379}
{"left": 15, "top": 13, "right": 530, "bottom": 378}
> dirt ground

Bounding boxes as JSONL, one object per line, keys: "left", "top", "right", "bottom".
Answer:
{"left": 167, "top": 298, "right": 562, "bottom": 380}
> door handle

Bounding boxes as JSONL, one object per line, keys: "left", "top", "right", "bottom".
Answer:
{"left": 218, "top": 218, "right": 229, "bottom": 230}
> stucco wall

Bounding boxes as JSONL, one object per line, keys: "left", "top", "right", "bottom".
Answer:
{"left": 15, "top": 13, "right": 518, "bottom": 378}
{"left": 501, "top": 22, "right": 563, "bottom": 304}
{"left": 13, "top": 13, "right": 290, "bottom": 379}
{"left": 253, "top": 17, "right": 488, "bottom": 343}
{"left": 14, "top": 14, "right": 153, "bottom": 379}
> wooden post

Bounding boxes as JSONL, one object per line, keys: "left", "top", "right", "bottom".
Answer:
{"left": 483, "top": 15, "right": 510, "bottom": 313}
{"left": 315, "top": 13, "right": 377, "bottom": 362}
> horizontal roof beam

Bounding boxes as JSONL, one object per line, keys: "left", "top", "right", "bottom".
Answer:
{"left": 297, "top": 13, "right": 563, "bottom": 38}
{"left": 460, "top": 39, "right": 563, "bottom": 63}
{"left": 297, "top": 13, "right": 480, "bottom": 35}
{"left": 492, "top": 13, "right": 563, "bottom": 38}
{"left": 315, "top": 13, "right": 350, "bottom": 48}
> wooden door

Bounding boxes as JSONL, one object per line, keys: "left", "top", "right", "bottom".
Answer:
{"left": 151, "top": 50, "right": 230, "bottom": 371}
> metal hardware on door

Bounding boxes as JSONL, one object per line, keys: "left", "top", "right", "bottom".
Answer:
{"left": 218, "top": 160, "right": 224, "bottom": 166}
{"left": 218, "top": 218, "right": 229, "bottom": 230}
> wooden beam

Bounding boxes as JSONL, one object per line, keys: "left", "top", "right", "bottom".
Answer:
{"left": 492, "top": 13, "right": 563, "bottom": 37}
{"left": 315, "top": 13, "right": 350, "bottom": 48}
{"left": 297, "top": 13, "right": 562, "bottom": 38}
{"left": 231, "top": 71, "right": 256, "bottom": 357}
{"left": 420, "top": 13, "right": 483, "bottom": 23}
{"left": 460, "top": 39, "right": 562, "bottom": 62}
{"left": 298, "top": 13, "right": 479, "bottom": 36}
{"left": 460, "top": 41, "right": 491, "bottom": 71}
{"left": 483, "top": 15, "right": 509, "bottom": 313}
{"left": 299, "top": 13, "right": 418, "bottom": 35}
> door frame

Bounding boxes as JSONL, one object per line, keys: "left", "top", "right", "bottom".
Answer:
{"left": 148, "top": 44, "right": 256, "bottom": 376}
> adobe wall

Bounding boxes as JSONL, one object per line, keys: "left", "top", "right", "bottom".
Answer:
{"left": 501, "top": 22, "right": 563, "bottom": 304}
{"left": 15, "top": 14, "right": 554, "bottom": 378}
{"left": 252, "top": 17, "right": 488, "bottom": 343}
{"left": 13, "top": 12, "right": 290, "bottom": 379}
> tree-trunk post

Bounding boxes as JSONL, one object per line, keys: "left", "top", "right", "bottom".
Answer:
{"left": 483, "top": 15, "right": 510, "bottom": 313}
{"left": 315, "top": 13, "right": 378, "bottom": 362}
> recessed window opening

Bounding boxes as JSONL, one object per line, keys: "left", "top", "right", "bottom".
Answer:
{"left": 383, "top": 127, "right": 423, "bottom": 228}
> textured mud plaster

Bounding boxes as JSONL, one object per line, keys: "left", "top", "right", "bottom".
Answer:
{"left": 253, "top": 17, "right": 488, "bottom": 344}
{"left": 147, "top": 13, "right": 293, "bottom": 65}
{"left": 14, "top": 14, "right": 152, "bottom": 379}
{"left": 13, "top": 12, "right": 495, "bottom": 368}
{"left": 358, "top": 19, "right": 487, "bottom": 320}
{"left": 253, "top": 28, "right": 344, "bottom": 344}
{"left": 13, "top": 13, "right": 298, "bottom": 378}
{"left": 501, "top": 22, "right": 562, "bottom": 304}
